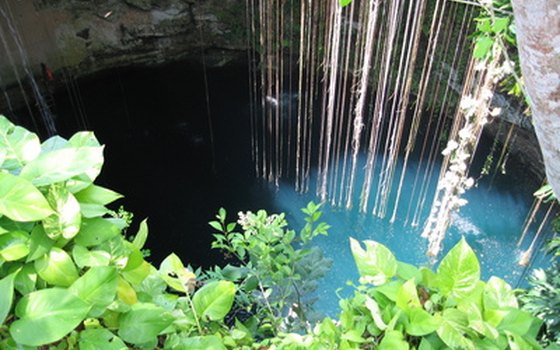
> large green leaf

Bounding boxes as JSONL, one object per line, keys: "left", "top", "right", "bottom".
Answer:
{"left": 118, "top": 303, "right": 174, "bottom": 344}
{"left": 378, "top": 331, "right": 409, "bottom": 350}
{"left": 406, "top": 308, "right": 441, "bottom": 336}
{"left": 192, "top": 280, "right": 236, "bottom": 321}
{"left": 19, "top": 146, "right": 104, "bottom": 187}
{"left": 497, "top": 309, "right": 536, "bottom": 336}
{"left": 72, "top": 245, "right": 111, "bottom": 268}
{"left": 483, "top": 277, "right": 518, "bottom": 310}
{"left": 0, "top": 116, "right": 41, "bottom": 171}
{"left": 159, "top": 253, "right": 194, "bottom": 293}
{"left": 41, "top": 135, "right": 68, "bottom": 152}
{"left": 437, "top": 238, "right": 480, "bottom": 299}
{"left": 0, "top": 231, "right": 30, "bottom": 261}
{"left": 459, "top": 301, "right": 499, "bottom": 339}
{"left": 132, "top": 218, "right": 148, "bottom": 250}
{"left": 26, "top": 226, "right": 54, "bottom": 262}
{"left": 75, "top": 185, "right": 122, "bottom": 206}
{"left": 437, "top": 309, "right": 475, "bottom": 350}
{"left": 10, "top": 288, "right": 90, "bottom": 346}
{"left": 69, "top": 266, "right": 117, "bottom": 309}
{"left": 0, "top": 272, "right": 16, "bottom": 324}
{"left": 169, "top": 335, "right": 227, "bottom": 350}
{"left": 396, "top": 279, "right": 421, "bottom": 311}
{"left": 68, "top": 131, "right": 101, "bottom": 147}
{"left": 74, "top": 217, "right": 121, "bottom": 247}
{"left": 79, "top": 329, "right": 127, "bottom": 350}
{"left": 42, "top": 184, "right": 81, "bottom": 240}
{"left": 34, "top": 247, "right": 79, "bottom": 287}
{"left": 350, "top": 237, "right": 397, "bottom": 285}
{"left": 474, "top": 36, "right": 494, "bottom": 59}
{"left": 14, "top": 264, "right": 37, "bottom": 296}
{"left": 0, "top": 172, "right": 53, "bottom": 222}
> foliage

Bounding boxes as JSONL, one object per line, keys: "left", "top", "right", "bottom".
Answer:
{"left": 469, "top": 0, "right": 528, "bottom": 105}
{"left": 0, "top": 117, "right": 544, "bottom": 349}
{"left": 209, "top": 201, "right": 331, "bottom": 335}
{"left": 0, "top": 116, "right": 238, "bottom": 349}
{"left": 521, "top": 235, "right": 560, "bottom": 349}
{"left": 270, "top": 237, "right": 543, "bottom": 350}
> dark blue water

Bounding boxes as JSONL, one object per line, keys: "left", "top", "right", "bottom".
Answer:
{"left": 6, "top": 60, "right": 550, "bottom": 317}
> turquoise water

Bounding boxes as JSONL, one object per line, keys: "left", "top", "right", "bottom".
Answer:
{"left": 266, "top": 155, "right": 549, "bottom": 317}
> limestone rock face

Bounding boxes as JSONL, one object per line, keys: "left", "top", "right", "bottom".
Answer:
{"left": 0, "top": 0, "right": 246, "bottom": 85}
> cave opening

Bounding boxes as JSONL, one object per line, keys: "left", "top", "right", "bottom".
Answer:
{"left": 0, "top": 0, "right": 554, "bottom": 319}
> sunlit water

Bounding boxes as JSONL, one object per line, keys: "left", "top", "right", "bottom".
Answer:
{"left": 268, "top": 155, "right": 549, "bottom": 316}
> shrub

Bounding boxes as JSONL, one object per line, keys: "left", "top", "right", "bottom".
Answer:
{"left": 0, "top": 116, "right": 237, "bottom": 349}
{"left": 270, "top": 237, "right": 544, "bottom": 350}
{"left": 521, "top": 237, "right": 560, "bottom": 349}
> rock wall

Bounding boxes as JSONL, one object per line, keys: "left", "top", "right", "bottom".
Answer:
{"left": 0, "top": 0, "right": 247, "bottom": 87}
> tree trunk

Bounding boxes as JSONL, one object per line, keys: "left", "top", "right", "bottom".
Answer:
{"left": 511, "top": 0, "right": 560, "bottom": 198}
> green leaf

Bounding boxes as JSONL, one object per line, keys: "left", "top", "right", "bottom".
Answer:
{"left": 0, "top": 272, "right": 16, "bottom": 324}
{"left": 0, "top": 116, "right": 41, "bottom": 171}
{"left": 26, "top": 225, "right": 54, "bottom": 262}
{"left": 0, "top": 231, "right": 30, "bottom": 261}
{"left": 14, "top": 264, "right": 37, "bottom": 295}
{"left": 0, "top": 172, "right": 53, "bottom": 221}
{"left": 132, "top": 218, "right": 148, "bottom": 250}
{"left": 192, "top": 280, "right": 236, "bottom": 321}
{"left": 78, "top": 203, "right": 110, "bottom": 218}
{"left": 10, "top": 288, "right": 90, "bottom": 346}
{"left": 497, "top": 309, "right": 536, "bottom": 336}
{"left": 364, "top": 295, "right": 387, "bottom": 330}
{"left": 69, "top": 266, "right": 117, "bottom": 309}
{"left": 339, "top": 0, "right": 352, "bottom": 7}
{"left": 34, "top": 247, "right": 79, "bottom": 287}
{"left": 122, "top": 260, "right": 151, "bottom": 286}
{"left": 79, "top": 329, "right": 127, "bottom": 350}
{"left": 74, "top": 185, "right": 123, "bottom": 205}
{"left": 42, "top": 184, "right": 81, "bottom": 240}
{"left": 74, "top": 217, "right": 121, "bottom": 247}
{"left": 350, "top": 237, "right": 397, "bottom": 285}
{"left": 476, "top": 18, "right": 492, "bottom": 33}
{"left": 341, "top": 329, "right": 365, "bottom": 343}
{"left": 72, "top": 245, "right": 111, "bottom": 268}
{"left": 418, "top": 334, "right": 447, "bottom": 350}
{"left": 406, "top": 308, "right": 441, "bottom": 336}
{"left": 474, "top": 36, "right": 494, "bottom": 59}
{"left": 118, "top": 303, "right": 174, "bottom": 344}
{"left": 209, "top": 221, "right": 222, "bottom": 231}
{"left": 159, "top": 253, "right": 195, "bottom": 293}
{"left": 397, "top": 261, "right": 421, "bottom": 281}
{"left": 171, "top": 336, "right": 227, "bottom": 350}
{"left": 68, "top": 131, "right": 101, "bottom": 147}
{"left": 378, "top": 331, "right": 409, "bottom": 350}
{"left": 437, "top": 237, "right": 480, "bottom": 299}
{"left": 19, "top": 146, "right": 104, "bottom": 187}
{"left": 459, "top": 301, "right": 499, "bottom": 339}
{"left": 492, "top": 17, "right": 509, "bottom": 33}
{"left": 41, "top": 135, "right": 68, "bottom": 152}
{"left": 396, "top": 279, "right": 421, "bottom": 310}
{"left": 437, "top": 309, "right": 475, "bottom": 350}
{"left": 483, "top": 276, "right": 518, "bottom": 310}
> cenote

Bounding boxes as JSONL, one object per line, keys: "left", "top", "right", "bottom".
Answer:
{"left": 0, "top": 0, "right": 558, "bottom": 341}
{"left": 7, "top": 59, "right": 551, "bottom": 316}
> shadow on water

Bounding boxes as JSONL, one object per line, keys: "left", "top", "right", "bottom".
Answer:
{"left": 46, "top": 61, "right": 282, "bottom": 268}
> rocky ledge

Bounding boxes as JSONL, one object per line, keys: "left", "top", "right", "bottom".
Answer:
{"left": 0, "top": 0, "right": 247, "bottom": 86}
